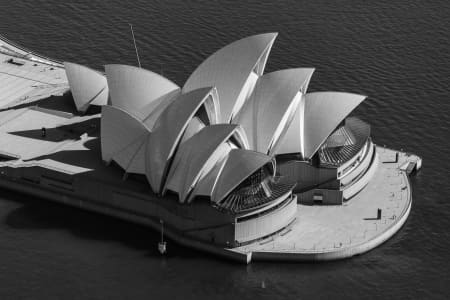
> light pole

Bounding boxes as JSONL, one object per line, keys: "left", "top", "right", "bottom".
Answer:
{"left": 158, "top": 219, "right": 166, "bottom": 254}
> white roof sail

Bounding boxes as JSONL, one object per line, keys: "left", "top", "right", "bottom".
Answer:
{"left": 303, "top": 92, "right": 367, "bottom": 159}
{"left": 229, "top": 71, "right": 258, "bottom": 121}
{"left": 123, "top": 137, "right": 147, "bottom": 174}
{"left": 188, "top": 154, "right": 228, "bottom": 201}
{"left": 141, "top": 89, "right": 181, "bottom": 129}
{"left": 112, "top": 135, "right": 146, "bottom": 174}
{"left": 183, "top": 33, "right": 278, "bottom": 123}
{"left": 64, "top": 62, "right": 109, "bottom": 113}
{"left": 145, "top": 87, "right": 220, "bottom": 194}
{"left": 232, "top": 68, "right": 315, "bottom": 155}
{"left": 211, "top": 149, "right": 274, "bottom": 204}
{"left": 100, "top": 105, "right": 150, "bottom": 172}
{"left": 164, "top": 124, "right": 245, "bottom": 203}
{"left": 105, "top": 64, "right": 180, "bottom": 119}
{"left": 179, "top": 117, "right": 206, "bottom": 145}
{"left": 274, "top": 99, "right": 304, "bottom": 156}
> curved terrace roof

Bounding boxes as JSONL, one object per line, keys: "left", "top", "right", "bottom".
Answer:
{"left": 101, "top": 105, "right": 150, "bottom": 174}
{"left": 64, "top": 62, "right": 109, "bottom": 113}
{"left": 183, "top": 33, "right": 277, "bottom": 122}
{"left": 145, "top": 87, "right": 220, "bottom": 193}
{"left": 164, "top": 124, "right": 248, "bottom": 203}
{"left": 233, "top": 68, "right": 315, "bottom": 155}
{"left": 212, "top": 149, "right": 275, "bottom": 204}
{"left": 105, "top": 64, "right": 180, "bottom": 119}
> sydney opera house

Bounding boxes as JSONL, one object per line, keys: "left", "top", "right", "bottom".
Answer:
{"left": 0, "top": 33, "right": 420, "bottom": 262}
{"left": 64, "top": 32, "right": 377, "bottom": 242}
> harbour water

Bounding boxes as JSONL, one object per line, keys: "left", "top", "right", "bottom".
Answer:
{"left": 0, "top": 0, "right": 449, "bottom": 298}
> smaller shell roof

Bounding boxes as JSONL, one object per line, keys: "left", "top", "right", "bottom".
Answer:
{"left": 145, "top": 87, "right": 220, "bottom": 193}
{"left": 303, "top": 92, "right": 367, "bottom": 159}
{"left": 164, "top": 124, "right": 245, "bottom": 203}
{"left": 274, "top": 100, "right": 303, "bottom": 156}
{"left": 101, "top": 105, "right": 150, "bottom": 172}
{"left": 105, "top": 64, "right": 180, "bottom": 119}
{"left": 123, "top": 137, "right": 147, "bottom": 174}
{"left": 112, "top": 135, "right": 147, "bottom": 174}
{"left": 179, "top": 117, "right": 206, "bottom": 145}
{"left": 233, "top": 68, "right": 315, "bottom": 154}
{"left": 275, "top": 92, "right": 367, "bottom": 159}
{"left": 187, "top": 152, "right": 228, "bottom": 202}
{"left": 64, "top": 62, "right": 108, "bottom": 113}
{"left": 141, "top": 89, "right": 181, "bottom": 129}
{"left": 183, "top": 33, "right": 278, "bottom": 122}
{"left": 212, "top": 149, "right": 274, "bottom": 204}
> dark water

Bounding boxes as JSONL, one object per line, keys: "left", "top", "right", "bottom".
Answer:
{"left": 0, "top": 0, "right": 449, "bottom": 298}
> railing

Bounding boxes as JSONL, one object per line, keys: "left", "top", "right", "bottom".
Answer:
{"left": 340, "top": 141, "right": 374, "bottom": 186}
{"left": 342, "top": 151, "right": 379, "bottom": 199}
{"left": 234, "top": 194, "right": 297, "bottom": 244}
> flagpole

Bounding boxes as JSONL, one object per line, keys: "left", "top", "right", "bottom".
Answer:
{"left": 129, "top": 23, "right": 141, "bottom": 68}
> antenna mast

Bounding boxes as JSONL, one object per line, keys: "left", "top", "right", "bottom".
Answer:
{"left": 129, "top": 23, "right": 141, "bottom": 68}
